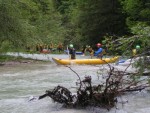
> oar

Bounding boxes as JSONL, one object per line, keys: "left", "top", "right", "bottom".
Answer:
{"left": 67, "top": 45, "right": 70, "bottom": 59}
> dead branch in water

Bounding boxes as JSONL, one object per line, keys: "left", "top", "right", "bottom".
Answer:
{"left": 36, "top": 64, "right": 150, "bottom": 110}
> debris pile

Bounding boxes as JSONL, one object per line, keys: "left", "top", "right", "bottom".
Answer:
{"left": 37, "top": 65, "right": 149, "bottom": 110}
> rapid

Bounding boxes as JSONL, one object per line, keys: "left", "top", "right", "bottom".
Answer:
{"left": 0, "top": 53, "right": 150, "bottom": 113}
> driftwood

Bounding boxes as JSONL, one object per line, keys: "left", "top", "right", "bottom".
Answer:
{"left": 35, "top": 63, "right": 150, "bottom": 110}
{"left": 31, "top": 46, "right": 150, "bottom": 109}
{"left": 28, "top": 37, "right": 149, "bottom": 109}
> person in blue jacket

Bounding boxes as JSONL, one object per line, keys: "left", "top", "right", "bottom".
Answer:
{"left": 94, "top": 43, "right": 103, "bottom": 59}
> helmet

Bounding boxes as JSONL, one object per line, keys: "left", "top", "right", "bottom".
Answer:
{"left": 136, "top": 45, "right": 140, "bottom": 49}
{"left": 86, "top": 45, "right": 89, "bottom": 48}
{"left": 86, "top": 45, "right": 91, "bottom": 48}
{"left": 96, "top": 43, "right": 102, "bottom": 47}
{"left": 69, "top": 44, "right": 73, "bottom": 48}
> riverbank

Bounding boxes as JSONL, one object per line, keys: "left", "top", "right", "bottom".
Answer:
{"left": 0, "top": 55, "right": 51, "bottom": 66}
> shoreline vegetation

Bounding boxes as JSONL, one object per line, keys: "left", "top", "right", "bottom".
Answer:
{"left": 0, "top": 55, "right": 51, "bottom": 66}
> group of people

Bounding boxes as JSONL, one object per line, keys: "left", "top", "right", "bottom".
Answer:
{"left": 68, "top": 43, "right": 106, "bottom": 59}
{"left": 68, "top": 43, "right": 141, "bottom": 59}
{"left": 26, "top": 42, "right": 64, "bottom": 53}
{"left": 27, "top": 41, "right": 141, "bottom": 59}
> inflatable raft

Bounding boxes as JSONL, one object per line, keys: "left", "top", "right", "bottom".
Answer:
{"left": 52, "top": 56, "right": 119, "bottom": 65}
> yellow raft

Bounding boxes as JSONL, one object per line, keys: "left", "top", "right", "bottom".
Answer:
{"left": 52, "top": 56, "right": 119, "bottom": 65}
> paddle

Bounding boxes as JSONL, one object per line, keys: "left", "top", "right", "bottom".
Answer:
{"left": 67, "top": 45, "right": 70, "bottom": 59}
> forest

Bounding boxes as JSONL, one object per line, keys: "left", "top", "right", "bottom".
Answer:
{"left": 0, "top": 0, "right": 150, "bottom": 111}
{"left": 0, "top": 0, "right": 150, "bottom": 54}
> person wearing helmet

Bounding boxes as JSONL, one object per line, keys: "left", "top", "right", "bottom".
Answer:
{"left": 132, "top": 45, "right": 140, "bottom": 57}
{"left": 57, "top": 42, "right": 63, "bottom": 53}
{"left": 94, "top": 43, "right": 103, "bottom": 59}
{"left": 85, "top": 46, "right": 94, "bottom": 58}
{"left": 69, "top": 44, "right": 76, "bottom": 59}
{"left": 84, "top": 45, "right": 94, "bottom": 58}
{"left": 69, "top": 44, "right": 73, "bottom": 48}
{"left": 96, "top": 43, "right": 102, "bottom": 47}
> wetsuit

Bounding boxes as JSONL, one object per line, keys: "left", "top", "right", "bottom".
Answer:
{"left": 69, "top": 48, "right": 76, "bottom": 59}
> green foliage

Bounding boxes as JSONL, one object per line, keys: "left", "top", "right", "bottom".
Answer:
{"left": 19, "top": 0, "right": 66, "bottom": 44}
{"left": 0, "top": 0, "right": 149, "bottom": 53}
{"left": 0, "top": 0, "right": 66, "bottom": 53}
{"left": 131, "top": 23, "right": 150, "bottom": 49}
{"left": 103, "top": 22, "right": 150, "bottom": 57}
{"left": 70, "top": 0, "right": 127, "bottom": 45}
{"left": 0, "top": 0, "right": 26, "bottom": 47}
{"left": 0, "top": 55, "right": 16, "bottom": 62}
{"left": 0, "top": 0, "right": 38, "bottom": 52}
{"left": 121, "top": 0, "right": 150, "bottom": 26}
{"left": 0, "top": 55, "right": 25, "bottom": 62}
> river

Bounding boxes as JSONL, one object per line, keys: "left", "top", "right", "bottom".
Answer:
{"left": 0, "top": 53, "right": 150, "bottom": 113}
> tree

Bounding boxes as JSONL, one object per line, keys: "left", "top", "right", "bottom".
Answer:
{"left": 121, "top": 0, "right": 150, "bottom": 27}
{"left": 70, "top": 0, "right": 127, "bottom": 45}
{"left": 19, "top": 0, "right": 66, "bottom": 44}
{"left": 0, "top": 0, "right": 29, "bottom": 51}
{"left": 0, "top": 0, "right": 66, "bottom": 53}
